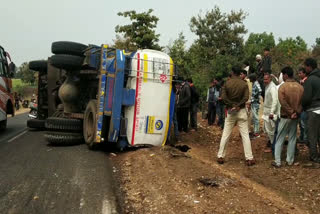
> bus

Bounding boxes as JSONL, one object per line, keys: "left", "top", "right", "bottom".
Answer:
{"left": 0, "top": 45, "right": 15, "bottom": 130}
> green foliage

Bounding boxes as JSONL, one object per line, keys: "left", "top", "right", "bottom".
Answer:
{"left": 115, "top": 9, "right": 161, "bottom": 50}
{"left": 112, "top": 35, "right": 137, "bottom": 51}
{"left": 244, "top": 32, "right": 275, "bottom": 70}
{"left": 276, "top": 36, "right": 307, "bottom": 58}
{"left": 190, "top": 6, "right": 247, "bottom": 57}
{"left": 186, "top": 6, "right": 248, "bottom": 98}
{"left": 272, "top": 36, "right": 308, "bottom": 72}
{"left": 312, "top": 38, "right": 320, "bottom": 61}
{"left": 18, "top": 62, "right": 36, "bottom": 85}
{"left": 12, "top": 79, "right": 32, "bottom": 97}
{"left": 166, "top": 32, "right": 188, "bottom": 77}
{"left": 315, "top": 37, "right": 320, "bottom": 46}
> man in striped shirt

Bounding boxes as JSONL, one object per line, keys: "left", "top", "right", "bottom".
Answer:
{"left": 248, "top": 74, "right": 262, "bottom": 138}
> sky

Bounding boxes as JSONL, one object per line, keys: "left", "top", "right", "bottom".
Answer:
{"left": 1, "top": 0, "right": 319, "bottom": 67}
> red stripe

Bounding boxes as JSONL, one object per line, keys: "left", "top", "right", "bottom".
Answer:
{"left": 0, "top": 86, "right": 9, "bottom": 112}
{"left": 131, "top": 53, "right": 141, "bottom": 145}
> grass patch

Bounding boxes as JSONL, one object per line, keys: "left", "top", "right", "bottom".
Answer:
{"left": 12, "top": 79, "right": 37, "bottom": 99}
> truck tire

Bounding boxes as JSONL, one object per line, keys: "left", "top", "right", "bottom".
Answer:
{"left": 0, "top": 119, "right": 7, "bottom": 131}
{"left": 83, "top": 100, "right": 98, "bottom": 149}
{"left": 51, "top": 54, "right": 84, "bottom": 70}
{"left": 51, "top": 41, "right": 88, "bottom": 56}
{"left": 27, "top": 119, "right": 45, "bottom": 129}
{"left": 45, "top": 131, "right": 83, "bottom": 146}
{"left": 29, "top": 60, "right": 47, "bottom": 72}
{"left": 45, "top": 117, "right": 82, "bottom": 132}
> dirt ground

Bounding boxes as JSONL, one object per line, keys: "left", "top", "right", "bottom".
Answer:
{"left": 111, "top": 115, "right": 320, "bottom": 214}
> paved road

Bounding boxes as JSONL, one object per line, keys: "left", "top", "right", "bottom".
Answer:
{"left": 0, "top": 113, "right": 29, "bottom": 143}
{"left": 0, "top": 114, "right": 119, "bottom": 214}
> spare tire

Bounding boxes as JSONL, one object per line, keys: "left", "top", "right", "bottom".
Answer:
{"left": 27, "top": 119, "right": 45, "bottom": 129}
{"left": 51, "top": 54, "right": 84, "bottom": 70}
{"left": 45, "top": 117, "right": 82, "bottom": 132}
{"left": 52, "top": 41, "right": 88, "bottom": 56}
{"left": 29, "top": 60, "right": 47, "bottom": 72}
{"left": 45, "top": 131, "right": 83, "bottom": 146}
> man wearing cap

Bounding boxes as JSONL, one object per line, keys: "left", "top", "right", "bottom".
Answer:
{"left": 256, "top": 54, "right": 262, "bottom": 74}
{"left": 256, "top": 54, "right": 265, "bottom": 99}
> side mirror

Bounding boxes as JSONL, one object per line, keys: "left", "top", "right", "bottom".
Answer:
{"left": 8, "top": 62, "right": 16, "bottom": 78}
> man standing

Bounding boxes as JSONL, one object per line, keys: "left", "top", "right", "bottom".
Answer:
{"left": 255, "top": 54, "right": 265, "bottom": 99}
{"left": 248, "top": 74, "right": 262, "bottom": 138}
{"left": 206, "top": 79, "right": 218, "bottom": 126}
{"left": 187, "top": 78, "right": 199, "bottom": 131}
{"left": 217, "top": 66, "right": 255, "bottom": 166}
{"left": 302, "top": 58, "right": 320, "bottom": 163}
{"left": 262, "top": 73, "right": 279, "bottom": 153}
{"left": 240, "top": 70, "right": 252, "bottom": 132}
{"left": 177, "top": 79, "right": 191, "bottom": 133}
{"left": 298, "top": 67, "right": 308, "bottom": 143}
{"left": 272, "top": 67, "right": 303, "bottom": 167}
{"left": 243, "top": 61, "right": 250, "bottom": 75}
{"left": 216, "top": 78, "right": 225, "bottom": 129}
{"left": 256, "top": 54, "right": 262, "bottom": 74}
{"left": 261, "top": 48, "right": 272, "bottom": 73}
{"left": 173, "top": 81, "right": 181, "bottom": 142}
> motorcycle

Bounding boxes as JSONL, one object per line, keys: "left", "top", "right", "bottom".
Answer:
{"left": 28, "top": 100, "right": 38, "bottom": 119}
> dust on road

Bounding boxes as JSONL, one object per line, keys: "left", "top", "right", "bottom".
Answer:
{"left": 112, "top": 117, "right": 319, "bottom": 214}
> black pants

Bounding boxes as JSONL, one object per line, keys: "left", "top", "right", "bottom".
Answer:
{"left": 216, "top": 102, "right": 225, "bottom": 128}
{"left": 208, "top": 102, "right": 216, "bottom": 125}
{"left": 307, "top": 111, "right": 320, "bottom": 162}
{"left": 177, "top": 107, "right": 189, "bottom": 132}
{"left": 190, "top": 103, "right": 198, "bottom": 129}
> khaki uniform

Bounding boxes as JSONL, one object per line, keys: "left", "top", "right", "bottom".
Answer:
{"left": 217, "top": 76, "right": 254, "bottom": 160}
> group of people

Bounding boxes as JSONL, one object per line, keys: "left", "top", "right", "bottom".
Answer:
{"left": 173, "top": 78, "right": 200, "bottom": 142}
{"left": 215, "top": 51, "right": 320, "bottom": 167}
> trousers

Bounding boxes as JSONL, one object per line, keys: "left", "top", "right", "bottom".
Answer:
{"left": 217, "top": 108, "right": 254, "bottom": 160}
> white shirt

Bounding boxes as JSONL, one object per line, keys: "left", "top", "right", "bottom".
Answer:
{"left": 263, "top": 81, "right": 280, "bottom": 121}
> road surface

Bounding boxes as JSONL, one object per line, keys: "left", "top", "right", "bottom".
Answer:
{"left": 0, "top": 113, "right": 119, "bottom": 214}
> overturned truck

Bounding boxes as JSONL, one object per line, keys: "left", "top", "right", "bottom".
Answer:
{"left": 28, "top": 41, "right": 176, "bottom": 149}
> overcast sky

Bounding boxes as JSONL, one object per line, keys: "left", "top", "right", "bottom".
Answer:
{"left": 1, "top": 0, "right": 319, "bottom": 66}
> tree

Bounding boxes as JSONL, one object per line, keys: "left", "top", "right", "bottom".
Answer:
{"left": 115, "top": 9, "right": 161, "bottom": 50}
{"left": 312, "top": 37, "right": 320, "bottom": 60}
{"left": 190, "top": 6, "right": 247, "bottom": 58}
{"left": 315, "top": 37, "right": 320, "bottom": 46}
{"left": 18, "top": 62, "right": 36, "bottom": 85}
{"left": 166, "top": 32, "right": 188, "bottom": 77}
{"left": 112, "top": 35, "right": 137, "bottom": 50}
{"left": 244, "top": 32, "right": 275, "bottom": 71}
{"left": 272, "top": 36, "right": 308, "bottom": 72}
{"left": 276, "top": 36, "right": 307, "bottom": 58}
{"left": 186, "top": 6, "right": 248, "bottom": 98}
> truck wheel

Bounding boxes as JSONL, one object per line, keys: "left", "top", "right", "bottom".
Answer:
{"left": 0, "top": 119, "right": 7, "bottom": 131}
{"left": 45, "top": 117, "right": 82, "bottom": 132}
{"left": 45, "top": 131, "right": 83, "bottom": 146}
{"left": 27, "top": 119, "right": 45, "bottom": 129}
{"left": 51, "top": 54, "right": 84, "bottom": 70}
{"left": 29, "top": 60, "right": 47, "bottom": 72}
{"left": 51, "top": 41, "right": 88, "bottom": 56}
{"left": 84, "top": 100, "right": 98, "bottom": 149}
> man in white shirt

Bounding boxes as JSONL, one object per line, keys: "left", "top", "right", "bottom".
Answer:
{"left": 262, "top": 73, "right": 279, "bottom": 153}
